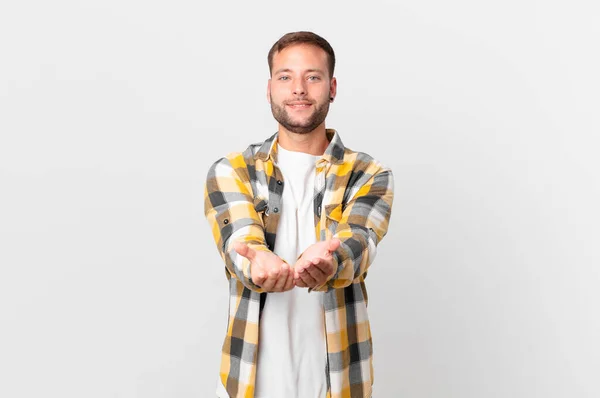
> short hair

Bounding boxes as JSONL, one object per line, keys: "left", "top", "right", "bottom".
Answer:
{"left": 267, "top": 31, "right": 336, "bottom": 79}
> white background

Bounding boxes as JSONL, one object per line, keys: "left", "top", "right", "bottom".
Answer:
{"left": 1, "top": 1, "right": 599, "bottom": 397}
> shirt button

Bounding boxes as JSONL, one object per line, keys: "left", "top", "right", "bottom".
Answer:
{"left": 273, "top": 207, "right": 279, "bottom": 213}
{"left": 317, "top": 206, "right": 321, "bottom": 216}
{"left": 277, "top": 180, "right": 282, "bottom": 185}
{"left": 223, "top": 219, "right": 229, "bottom": 225}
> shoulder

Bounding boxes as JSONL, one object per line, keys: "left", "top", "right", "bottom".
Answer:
{"left": 341, "top": 146, "right": 393, "bottom": 178}
{"left": 206, "top": 140, "right": 266, "bottom": 177}
{"left": 337, "top": 146, "right": 394, "bottom": 204}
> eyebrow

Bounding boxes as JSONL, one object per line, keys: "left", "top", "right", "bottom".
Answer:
{"left": 273, "top": 68, "right": 326, "bottom": 75}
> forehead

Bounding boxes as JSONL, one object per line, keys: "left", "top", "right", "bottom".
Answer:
{"left": 272, "top": 44, "right": 328, "bottom": 71}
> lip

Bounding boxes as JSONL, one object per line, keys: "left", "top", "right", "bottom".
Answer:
{"left": 286, "top": 102, "right": 312, "bottom": 109}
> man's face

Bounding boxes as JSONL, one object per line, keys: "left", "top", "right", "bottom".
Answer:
{"left": 268, "top": 44, "right": 336, "bottom": 134}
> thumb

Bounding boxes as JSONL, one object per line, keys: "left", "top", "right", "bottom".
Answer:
{"left": 327, "top": 238, "right": 341, "bottom": 253}
{"left": 234, "top": 241, "right": 256, "bottom": 260}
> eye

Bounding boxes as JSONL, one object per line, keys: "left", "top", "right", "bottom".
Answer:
{"left": 278, "top": 75, "right": 290, "bottom": 81}
{"left": 307, "top": 75, "right": 321, "bottom": 81}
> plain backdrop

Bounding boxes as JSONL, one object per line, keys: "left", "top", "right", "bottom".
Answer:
{"left": 1, "top": 1, "right": 599, "bottom": 397}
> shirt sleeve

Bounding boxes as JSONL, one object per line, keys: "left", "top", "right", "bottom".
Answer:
{"left": 204, "top": 155, "right": 268, "bottom": 292}
{"left": 312, "top": 165, "right": 394, "bottom": 292}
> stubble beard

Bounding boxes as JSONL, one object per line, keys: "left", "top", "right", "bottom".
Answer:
{"left": 270, "top": 96, "right": 330, "bottom": 134}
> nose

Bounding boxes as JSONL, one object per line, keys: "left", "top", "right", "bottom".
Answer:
{"left": 292, "top": 79, "right": 307, "bottom": 96}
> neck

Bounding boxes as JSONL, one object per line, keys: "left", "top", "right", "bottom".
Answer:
{"left": 277, "top": 123, "right": 329, "bottom": 156}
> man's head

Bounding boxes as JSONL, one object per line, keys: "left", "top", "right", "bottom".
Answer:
{"left": 268, "top": 31, "right": 336, "bottom": 79}
{"left": 267, "top": 31, "right": 337, "bottom": 135}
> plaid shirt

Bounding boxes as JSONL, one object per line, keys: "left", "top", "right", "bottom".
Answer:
{"left": 204, "top": 129, "right": 394, "bottom": 398}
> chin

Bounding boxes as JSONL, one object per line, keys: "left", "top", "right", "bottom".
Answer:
{"left": 288, "top": 124, "right": 319, "bottom": 134}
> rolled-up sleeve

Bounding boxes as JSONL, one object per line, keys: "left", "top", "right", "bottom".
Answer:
{"left": 204, "top": 155, "right": 269, "bottom": 292}
{"left": 313, "top": 166, "right": 394, "bottom": 292}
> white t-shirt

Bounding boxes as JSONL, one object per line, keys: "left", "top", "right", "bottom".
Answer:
{"left": 216, "top": 145, "right": 327, "bottom": 398}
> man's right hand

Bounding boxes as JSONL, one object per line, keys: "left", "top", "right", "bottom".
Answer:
{"left": 233, "top": 241, "right": 294, "bottom": 292}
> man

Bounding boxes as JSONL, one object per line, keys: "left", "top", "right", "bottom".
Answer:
{"left": 204, "top": 31, "right": 394, "bottom": 398}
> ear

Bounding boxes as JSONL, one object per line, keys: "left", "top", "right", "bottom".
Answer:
{"left": 266, "top": 79, "right": 272, "bottom": 103}
{"left": 329, "top": 77, "right": 337, "bottom": 101}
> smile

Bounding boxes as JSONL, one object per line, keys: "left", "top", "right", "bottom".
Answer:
{"left": 287, "top": 103, "right": 312, "bottom": 109}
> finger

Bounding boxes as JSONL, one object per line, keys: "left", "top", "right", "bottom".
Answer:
{"left": 253, "top": 270, "right": 267, "bottom": 287}
{"left": 306, "top": 260, "right": 327, "bottom": 282}
{"left": 296, "top": 260, "right": 319, "bottom": 286}
{"left": 293, "top": 263, "right": 303, "bottom": 282}
{"left": 298, "top": 268, "right": 318, "bottom": 287}
{"left": 312, "top": 257, "right": 335, "bottom": 277}
{"left": 294, "top": 272, "right": 310, "bottom": 287}
{"left": 261, "top": 265, "right": 281, "bottom": 292}
{"left": 293, "top": 259, "right": 306, "bottom": 279}
{"left": 327, "top": 238, "right": 341, "bottom": 254}
{"left": 233, "top": 241, "right": 256, "bottom": 260}
{"left": 272, "top": 263, "right": 289, "bottom": 292}
{"left": 283, "top": 267, "right": 295, "bottom": 291}
{"left": 292, "top": 260, "right": 303, "bottom": 276}
{"left": 295, "top": 278, "right": 308, "bottom": 288}
{"left": 294, "top": 261, "right": 306, "bottom": 279}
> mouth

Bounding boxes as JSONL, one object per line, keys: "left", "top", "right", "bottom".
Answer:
{"left": 286, "top": 101, "right": 313, "bottom": 110}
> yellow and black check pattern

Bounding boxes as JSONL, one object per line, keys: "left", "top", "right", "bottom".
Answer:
{"left": 204, "top": 129, "right": 394, "bottom": 398}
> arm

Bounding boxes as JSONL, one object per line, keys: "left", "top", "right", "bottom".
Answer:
{"left": 203, "top": 155, "right": 271, "bottom": 292}
{"left": 310, "top": 166, "right": 394, "bottom": 291}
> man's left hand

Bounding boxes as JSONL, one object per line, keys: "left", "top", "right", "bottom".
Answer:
{"left": 293, "top": 238, "right": 341, "bottom": 289}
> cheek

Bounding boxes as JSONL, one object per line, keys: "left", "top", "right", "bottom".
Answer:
{"left": 311, "top": 85, "right": 330, "bottom": 100}
{"left": 269, "top": 87, "right": 285, "bottom": 102}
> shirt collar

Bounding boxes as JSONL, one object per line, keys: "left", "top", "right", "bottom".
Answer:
{"left": 255, "top": 128, "right": 345, "bottom": 165}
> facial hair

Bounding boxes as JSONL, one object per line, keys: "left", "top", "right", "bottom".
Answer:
{"left": 270, "top": 94, "right": 330, "bottom": 134}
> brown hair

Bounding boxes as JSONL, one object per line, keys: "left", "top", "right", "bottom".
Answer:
{"left": 267, "top": 31, "right": 336, "bottom": 79}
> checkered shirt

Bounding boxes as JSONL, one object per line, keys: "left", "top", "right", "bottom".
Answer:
{"left": 204, "top": 129, "right": 394, "bottom": 398}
